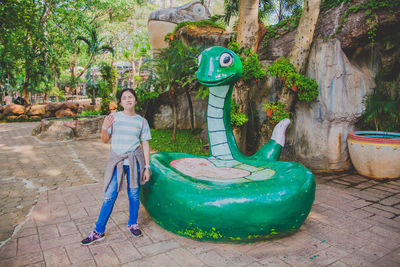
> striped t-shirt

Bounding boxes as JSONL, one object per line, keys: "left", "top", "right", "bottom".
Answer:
{"left": 109, "top": 112, "right": 151, "bottom": 165}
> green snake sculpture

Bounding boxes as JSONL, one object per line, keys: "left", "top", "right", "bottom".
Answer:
{"left": 141, "top": 46, "right": 315, "bottom": 243}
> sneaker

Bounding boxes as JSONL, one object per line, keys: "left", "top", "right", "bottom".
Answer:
{"left": 81, "top": 230, "right": 105, "bottom": 245}
{"left": 128, "top": 224, "right": 142, "bottom": 237}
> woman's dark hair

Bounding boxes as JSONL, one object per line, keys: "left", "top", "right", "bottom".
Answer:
{"left": 118, "top": 88, "right": 138, "bottom": 103}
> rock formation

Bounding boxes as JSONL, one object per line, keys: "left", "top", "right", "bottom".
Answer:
{"left": 148, "top": 1, "right": 399, "bottom": 172}
{"left": 284, "top": 39, "right": 375, "bottom": 171}
{"left": 148, "top": 0, "right": 210, "bottom": 51}
{"left": 152, "top": 92, "right": 207, "bottom": 130}
{"left": 31, "top": 116, "right": 105, "bottom": 141}
{"left": 263, "top": 1, "right": 400, "bottom": 171}
{"left": 0, "top": 102, "right": 100, "bottom": 121}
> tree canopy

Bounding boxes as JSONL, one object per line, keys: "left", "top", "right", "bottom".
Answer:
{"left": 0, "top": 0, "right": 151, "bottom": 101}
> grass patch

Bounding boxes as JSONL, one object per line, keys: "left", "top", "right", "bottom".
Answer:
{"left": 150, "top": 129, "right": 209, "bottom": 157}
{"left": 0, "top": 117, "right": 41, "bottom": 123}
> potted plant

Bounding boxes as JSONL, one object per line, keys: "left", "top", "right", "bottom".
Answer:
{"left": 264, "top": 102, "right": 276, "bottom": 117}
{"left": 285, "top": 72, "right": 299, "bottom": 92}
{"left": 348, "top": 84, "right": 400, "bottom": 179}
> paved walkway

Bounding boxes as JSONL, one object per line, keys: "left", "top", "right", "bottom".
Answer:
{"left": 0, "top": 122, "right": 399, "bottom": 266}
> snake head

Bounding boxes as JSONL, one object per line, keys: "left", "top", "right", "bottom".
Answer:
{"left": 196, "top": 46, "right": 243, "bottom": 87}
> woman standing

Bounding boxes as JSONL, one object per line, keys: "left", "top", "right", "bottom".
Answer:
{"left": 81, "top": 88, "right": 151, "bottom": 245}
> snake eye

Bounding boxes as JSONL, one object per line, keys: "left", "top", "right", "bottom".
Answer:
{"left": 219, "top": 52, "right": 233, "bottom": 67}
{"left": 197, "top": 54, "right": 202, "bottom": 66}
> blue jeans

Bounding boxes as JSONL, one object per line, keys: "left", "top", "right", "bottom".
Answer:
{"left": 94, "top": 165, "right": 140, "bottom": 234}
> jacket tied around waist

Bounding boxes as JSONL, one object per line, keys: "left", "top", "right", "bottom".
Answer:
{"left": 103, "top": 146, "right": 145, "bottom": 193}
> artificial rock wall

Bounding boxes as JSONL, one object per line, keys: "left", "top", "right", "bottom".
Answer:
{"left": 152, "top": 92, "right": 207, "bottom": 130}
{"left": 284, "top": 39, "right": 376, "bottom": 171}
{"left": 147, "top": 1, "right": 396, "bottom": 172}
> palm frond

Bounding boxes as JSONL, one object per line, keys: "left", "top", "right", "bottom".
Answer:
{"left": 99, "top": 44, "right": 114, "bottom": 55}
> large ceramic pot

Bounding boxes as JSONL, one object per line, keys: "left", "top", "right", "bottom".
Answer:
{"left": 347, "top": 131, "right": 400, "bottom": 179}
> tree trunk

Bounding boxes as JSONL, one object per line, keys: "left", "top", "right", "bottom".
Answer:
{"left": 53, "top": 63, "right": 57, "bottom": 89}
{"left": 22, "top": 68, "right": 30, "bottom": 102}
{"left": 92, "top": 86, "right": 96, "bottom": 106}
{"left": 130, "top": 57, "right": 136, "bottom": 89}
{"left": 23, "top": 30, "right": 32, "bottom": 103}
{"left": 70, "top": 59, "right": 76, "bottom": 92}
{"left": 76, "top": 54, "right": 94, "bottom": 80}
{"left": 277, "top": 0, "right": 321, "bottom": 112}
{"left": 170, "top": 87, "right": 177, "bottom": 142}
{"left": 237, "top": 0, "right": 259, "bottom": 52}
{"left": 232, "top": 81, "right": 250, "bottom": 153}
{"left": 185, "top": 90, "right": 194, "bottom": 130}
{"left": 90, "top": 69, "right": 96, "bottom": 105}
{"left": 235, "top": 0, "right": 260, "bottom": 154}
{"left": 290, "top": 0, "right": 321, "bottom": 74}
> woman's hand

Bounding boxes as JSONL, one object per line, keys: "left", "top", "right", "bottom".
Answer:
{"left": 101, "top": 114, "right": 114, "bottom": 143}
{"left": 143, "top": 169, "right": 151, "bottom": 183}
{"left": 102, "top": 114, "right": 114, "bottom": 130}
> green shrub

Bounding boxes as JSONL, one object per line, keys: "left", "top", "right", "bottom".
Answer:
{"left": 267, "top": 57, "right": 319, "bottom": 103}
{"left": 150, "top": 129, "right": 209, "bottom": 156}
{"left": 230, "top": 100, "right": 248, "bottom": 127}
{"left": 267, "top": 57, "right": 296, "bottom": 79}
{"left": 359, "top": 82, "right": 400, "bottom": 132}
{"left": 228, "top": 42, "right": 266, "bottom": 82}
{"left": 2, "top": 116, "right": 41, "bottom": 123}
{"left": 168, "top": 19, "right": 225, "bottom": 39}
{"left": 296, "top": 75, "right": 319, "bottom": 102}
{"left": 78, "top": 110, "right": 102, "bottom": 117}
{"left": 263, "top": 101, "right": 291, "bottom": 124}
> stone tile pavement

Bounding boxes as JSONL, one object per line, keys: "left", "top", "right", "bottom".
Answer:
{"left": 0, "top": 122, "right": 399, "bottom": 266}
{"left": 0, "top": 122, "right": 107, "bottom": 242}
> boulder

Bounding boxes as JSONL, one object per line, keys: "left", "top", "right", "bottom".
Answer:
{"left": 55, "top": 109, "right": 77, "bottom": 118}
{"left": 61, "top": 102, "right": 79, "bottom": 111}
{"left": 16, "top": 115, "right": 28, "bottom": 120}
{"left": 78, "top": 103, "right": 95, "bottom": 114}
{"left": 75, "top": 116, "right": 105, "bottom": 138}
{"left": 2, "top": 104, "right": 25, "bottom": 116}
{"left": 32, "top": 116, "right": 104, "bottom": 140}
{"left": 45, "top": 102, "right": 62, "bottom": 112}
{"left": 109, "top": 102, "right": 118, "bottom": 112}
{"left": 26, "top": 105, "right": 46, "bottom": 116}
{"left": 40, "top": 123, "right": 75, "bottom": 140}
{"left": 63, "top": 120, "right": 79, "bottom": 129}
{"left": 31, "top": 124, "right": 42, "bottom": 136}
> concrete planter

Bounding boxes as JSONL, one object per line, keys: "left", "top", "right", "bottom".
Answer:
{"left": 347, "top": 131, "right": 400, "bottom": 179}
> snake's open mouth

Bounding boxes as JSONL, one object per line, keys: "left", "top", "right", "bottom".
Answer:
{"left": 198, "top": 74, "right": 234, "bottom": 86}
